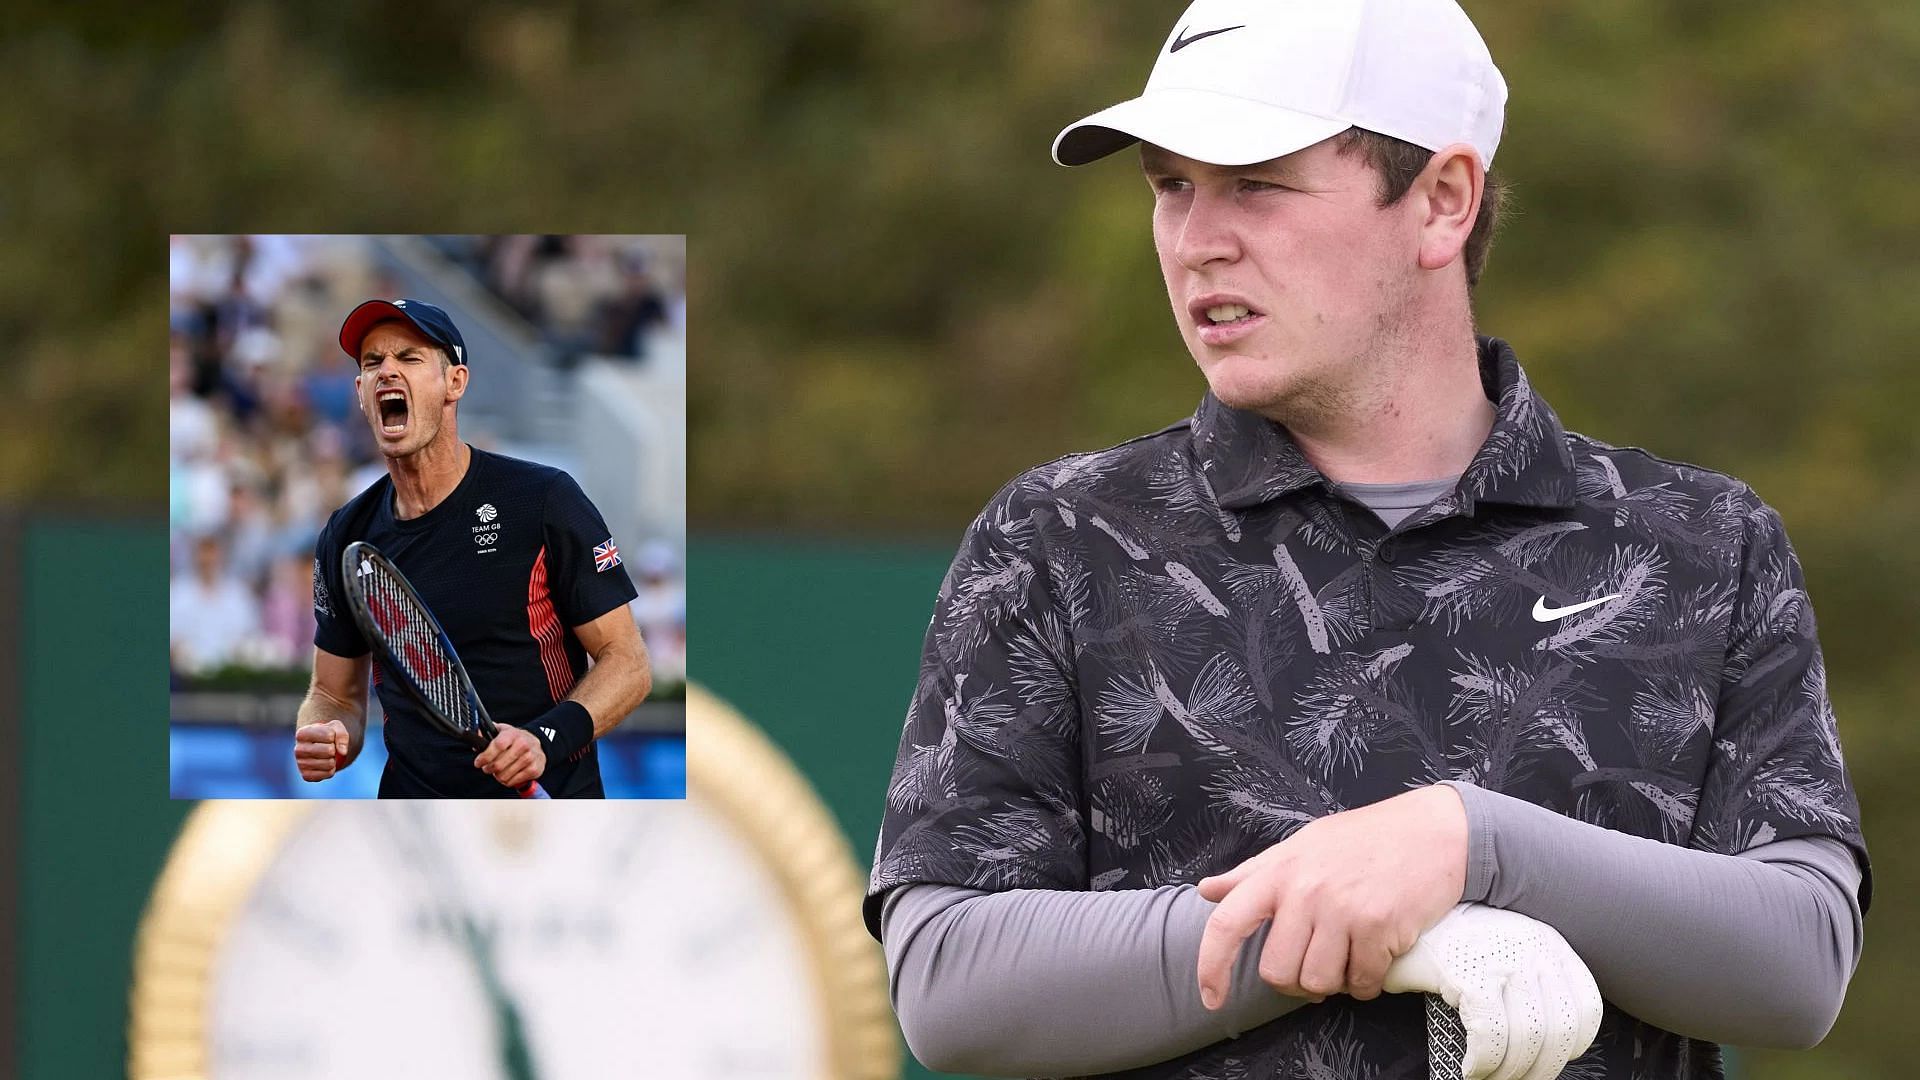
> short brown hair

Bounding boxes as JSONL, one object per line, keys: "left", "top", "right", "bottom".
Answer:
{"left": 1333, "top": 127, "right": 1507, "bottom": 289}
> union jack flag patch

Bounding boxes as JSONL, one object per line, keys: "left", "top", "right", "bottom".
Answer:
{"left": 593, "top": 539, "right": 622, "bottom": 572}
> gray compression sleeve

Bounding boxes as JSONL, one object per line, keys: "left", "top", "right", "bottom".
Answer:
{"left": 883, "top": 791, "right": 1862, "bottom": 1075}
{"left": 881, "top": 883, "right": 1307, "bottom": 1076}
{"left": 1443, "top": 781, "right": 1863, "bottom": 1048}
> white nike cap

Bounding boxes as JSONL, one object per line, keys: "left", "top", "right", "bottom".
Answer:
{"left": 1052, "top": 0, "right": 1507, "bottom": 169}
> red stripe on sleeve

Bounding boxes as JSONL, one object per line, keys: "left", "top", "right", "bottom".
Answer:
{"left": 527, "top": 545, "right": 576, "bottom": 702}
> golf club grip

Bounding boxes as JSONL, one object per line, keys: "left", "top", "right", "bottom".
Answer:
{"left": 1427, "top": 993, "right": 1466, "bottom": 1079}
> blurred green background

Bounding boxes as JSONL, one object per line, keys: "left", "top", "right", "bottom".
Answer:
{"left": 11, "top": 1, "right": 1917, "bottom": 1077}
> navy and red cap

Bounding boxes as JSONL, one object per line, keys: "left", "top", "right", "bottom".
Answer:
{"left": 338, "top": 298, "right": 468, "bottom": 366}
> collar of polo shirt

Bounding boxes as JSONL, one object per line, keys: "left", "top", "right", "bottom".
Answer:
{"left": 1193, "top": 338, "right": 1580, "bottom": 516}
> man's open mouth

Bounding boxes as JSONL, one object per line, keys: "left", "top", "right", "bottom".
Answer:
{"left": 376, "top": 389, "right": 409, "bottom": 434}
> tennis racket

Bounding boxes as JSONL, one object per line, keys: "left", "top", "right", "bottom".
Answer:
{"left": 341, "top": 540, "right": 550, "bottom": 799}
{"left": 1428, "top": 995, "right": 1467, "bottom": 1079}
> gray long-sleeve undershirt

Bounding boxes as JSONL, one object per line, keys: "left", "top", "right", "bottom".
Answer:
{"left": 1329, "top": 475, "right": 1460, "bottom": 527}
{"left": 882, "top": 783, "right": 1863, "bottom": 1077}
{"left": 882, "top": 479, "right": 1863, "bottom": 1075}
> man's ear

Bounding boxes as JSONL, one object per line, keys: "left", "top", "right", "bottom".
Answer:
{"left": 1415, "top": 144, "right": 1484, "bottom": 274}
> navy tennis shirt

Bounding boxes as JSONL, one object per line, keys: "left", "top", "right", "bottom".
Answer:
{"left": 314, "top": 447, "right": 638, "bottom": 797}
{"left": 868, "top": 338, "right": 1869, "bottom": 1078}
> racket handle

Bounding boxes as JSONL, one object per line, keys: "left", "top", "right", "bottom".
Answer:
{"left": 518, "top": 782, "right": 551, "bottom": 800}
{"left": 1427, "top": 994, "right": 1466, "bottom": 1079}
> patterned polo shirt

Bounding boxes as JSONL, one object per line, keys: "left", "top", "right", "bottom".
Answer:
{"left": 868, "top": 337, "right": 1868, "bottom": 1079}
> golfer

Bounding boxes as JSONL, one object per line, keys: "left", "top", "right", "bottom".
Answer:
{"left": 866, "top": 1, "right": 1868, "bottom": 1076}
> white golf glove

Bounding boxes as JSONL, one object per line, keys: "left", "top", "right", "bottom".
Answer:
{"left": 1382, "top": 903, "right": 1603, "bottom": 1080}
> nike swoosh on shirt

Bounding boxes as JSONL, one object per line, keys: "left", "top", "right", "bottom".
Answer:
{"left": 1532, "top": 593, "right": 1621, "bottom": 622}
{"left": 1170, "top": 24, "right": 1245, "bottom": 52}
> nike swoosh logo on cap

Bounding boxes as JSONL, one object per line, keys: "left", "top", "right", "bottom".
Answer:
{"left": 1532, "top": 593, "right": 1621, "bottom": 622}
{"left": 1169, "top": 24, "right": 1245, "bottom": 52}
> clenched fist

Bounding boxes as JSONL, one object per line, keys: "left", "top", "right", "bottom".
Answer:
{"left": 294, "top": 718, "right": 352, "bottom": 781}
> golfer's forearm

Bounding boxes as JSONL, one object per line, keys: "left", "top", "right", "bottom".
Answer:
{"left": 1445, "top": 781, "right": 1862, "bottom": 1048}
{"left": 883, "top": 883, "right": 1306, "bottom": 1076}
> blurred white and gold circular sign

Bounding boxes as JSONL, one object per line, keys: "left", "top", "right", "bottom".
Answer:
{"left": 131, "top": 686, "right": 897, "bottom": 1080}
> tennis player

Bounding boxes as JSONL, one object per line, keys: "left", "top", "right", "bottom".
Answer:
{"left": 866, "top": 1, "right": 1869, "bottom": 1075}
{"left": 293, "top": 298, "right": 652, "bottom": 798}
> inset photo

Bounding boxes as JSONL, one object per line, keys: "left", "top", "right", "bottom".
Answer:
{"left": 169, "top": 235, "right": 686, "bottom": 798}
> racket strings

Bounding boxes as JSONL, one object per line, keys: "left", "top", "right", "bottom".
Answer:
{"left": 367, "top": 569, "right": 476, "bottom": 735}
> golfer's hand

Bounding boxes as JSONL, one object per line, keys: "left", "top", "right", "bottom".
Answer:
{"left": 1383, "top": 903, "right": 1603, "bottom": 1080}
{"left": 293, "top": 718, "right": 351, "bottom": 781}
{"left": 1194, "top": 784, "right": 1467, "bottom": 1008}
{"left": 474, "top": 726, "right": 546, "bottom": 790}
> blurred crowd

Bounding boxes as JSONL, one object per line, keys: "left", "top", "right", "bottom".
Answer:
{"left": 169, "top": 235, "right": 687, "bottom": 688}
{"left": 428, "top": 235, "right": 685, "bottom": 366}
{"left": 169, "top": 235, "right": 379, "bottom": 676}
